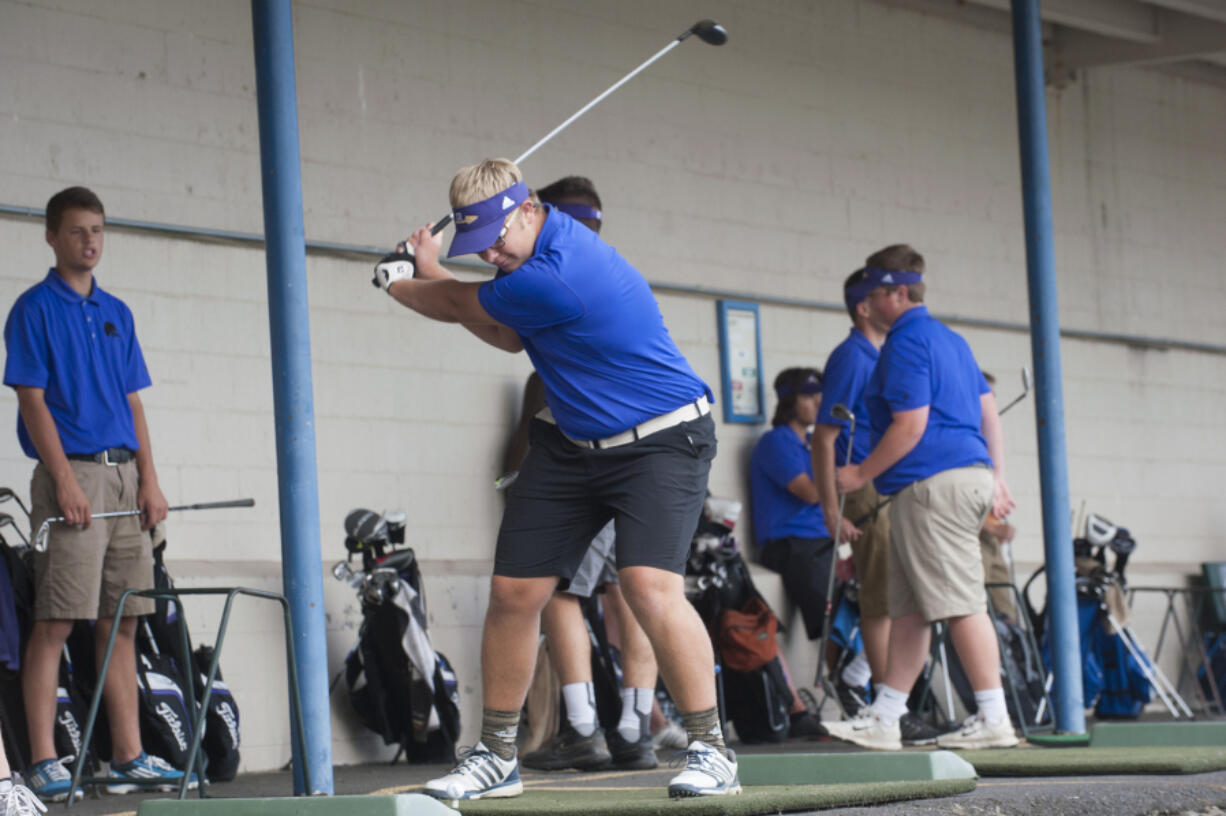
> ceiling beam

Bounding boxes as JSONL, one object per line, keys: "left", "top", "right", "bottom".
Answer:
{"left": 1051, "top": 6, "right": 1226, "bottom": 71}
{"left": 1143, "top": 0, "right": 1226, "bottom": 24}
{"left": 965, "top": 0, "right": 1159, "bottom": 42}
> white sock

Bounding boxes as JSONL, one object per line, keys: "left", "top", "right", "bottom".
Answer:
{"left": 841, "top": 651, "right": 872, "bottom": 687}
{"left": 563, "top": 682, "right": 598, "bottom": 736}
{"left": 975, "top": 688, "right": 1008, "bottom": 724}
{"left": 617, "top": 687, "right": 654, "bottom": 742}
{"left": 868, "top": 684, "right": 909, "bottom": 724}
{"left": 0, "top": 778, "right": 11, "bottom": 795}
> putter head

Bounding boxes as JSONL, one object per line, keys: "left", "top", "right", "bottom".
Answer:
{"left": 681, "top": 19, "right": 728, "bottom": 45}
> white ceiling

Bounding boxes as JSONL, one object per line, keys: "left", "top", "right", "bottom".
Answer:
{"left": 875, "top": 0, "right": 1226, "bottom": 85}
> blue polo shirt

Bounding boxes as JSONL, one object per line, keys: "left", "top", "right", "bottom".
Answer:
{"left": 4, "top": 270, "right": 151, "bottom": 459}
{"left": 477, "top": 205, "right": 712, "bottom": 441}
{"left": 865, "top": 305, "right": 991, "bottom": 495}
{"left": 816, "top": 327, "right": 878, "bottom": 465}
{"left": 749, "top": 425, "right": 829, "bottom": 547}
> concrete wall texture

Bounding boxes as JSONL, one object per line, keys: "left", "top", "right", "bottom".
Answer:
{"left": 1, "top": 0, "right": 1224, "bottom": 770}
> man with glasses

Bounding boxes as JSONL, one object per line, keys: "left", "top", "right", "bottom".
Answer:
{"left": 376, "top": 159, "right": 738, "bottom": 800}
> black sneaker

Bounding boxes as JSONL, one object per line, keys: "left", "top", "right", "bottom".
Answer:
{"left": 521, "top": 723, "right": 612, "bottom": 771}
{"left": 607, "top": 729, "right": 658, "bottom": 770}
{"left": 834, "top": 677, "right": 869, "bottom": 718}
{"left": 788, "top": 711, "right": 829, "bottom": 740}
{"left": 899, "top": 712, "right": 945, "bottom": 746}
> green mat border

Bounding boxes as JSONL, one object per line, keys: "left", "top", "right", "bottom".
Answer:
{"left": 957, "top": 745, "right": 1226, "bottom": 776}
{"left": 452, "top": 779, "right": 975, "bottom": 815}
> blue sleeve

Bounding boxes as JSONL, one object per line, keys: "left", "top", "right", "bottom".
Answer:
{"left": 756, "top": 430, "right": 809, "bottom": 490}
{"left": 816, "top": 345, "right": 862, "bottom": 427}
{"left": 3, "top": 297, "right": 49, "bottom": 389}
{"left": 476, "top": 263, "right": 586, "bottom": 337}
{"left": 879, "top": 334, "right": 931, "bottom": 412}
{"left": 122, "top": 307, "right": 152, "bottom": 393}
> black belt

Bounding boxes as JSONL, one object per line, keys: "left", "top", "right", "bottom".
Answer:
{"left": 66, "top": 448, "right": 135, "bottom": 465}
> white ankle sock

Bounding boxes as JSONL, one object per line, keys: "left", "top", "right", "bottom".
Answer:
{"left": 868, "top": 685, "right": 909, "bottom": 724}
{"left": 841, "top": 651, "right": 872, "bottom": 687}
{"left": 563, "top": 682, "right": 598, "bottom": 736}
{"left": 617, "top": 687, "right": 654, "bottom": 742}
{"left": 974, "top": 688, "right": 1008, "bottom": 724}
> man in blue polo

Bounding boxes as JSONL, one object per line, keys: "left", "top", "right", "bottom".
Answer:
{"left": 812, "top": 268, "right": 891, "bottom": 718}
{"left": 826, "top": 244, "right": 1019, "bottom": 751}
{"left": 376, "top": 158, "right": 739, "bottom": 800}
{"left": 4, "top": 186, "right": 191, "bottom": 799}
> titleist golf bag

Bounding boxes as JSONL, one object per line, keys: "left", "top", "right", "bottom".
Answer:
{"left": 335, "top": 509, "right": 460, "bottom": 764}
{"left": 1025, "top": 513, "right": 1154, "bottom": 718}
{"left": 686, "top": 495, "right": 792, "bottom": 744}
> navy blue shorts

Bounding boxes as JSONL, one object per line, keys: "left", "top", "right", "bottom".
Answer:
{"left": 495, "top": 414, "right": 716, "bottom": 587}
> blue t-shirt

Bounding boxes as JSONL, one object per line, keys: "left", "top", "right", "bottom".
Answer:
{"left": 749, "top": 425, "right": 829, "bottom": 546}
{"left": 4, "top": 270, "right": 151, "bottom": 459}
{"left": 477, "top": 205, "right": 712, "bottom": 441}
{"left": 864, "top": 305, "right": 991, "bottom": 495}
{"left": 816, "top": 327, "right": 878, "bottom": 465}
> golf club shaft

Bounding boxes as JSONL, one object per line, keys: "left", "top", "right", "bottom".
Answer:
{"left": 814, "top": 412, "right": 855, "bottom": 691}
{"left": 33, "top": 498, "right": 255, "bottom": 551}
{"left": 427, "top": 25, "right": 702, "bottom": 238}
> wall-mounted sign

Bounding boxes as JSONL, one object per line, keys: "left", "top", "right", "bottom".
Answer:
{"left": 716, "top": 300, "right": 764, "bottom": 424}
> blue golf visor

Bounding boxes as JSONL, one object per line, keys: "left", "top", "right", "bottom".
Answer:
{"left": 555, "top": 203, "right": 602, "bottom": 223}
{"left": 862, "top": 265, "right": 922, "bottom": 288}
{"left": 446, "top": 181, "right": 530, "bottom": 258}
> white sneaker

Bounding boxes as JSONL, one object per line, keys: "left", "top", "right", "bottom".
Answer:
{"left": 652, "top": 721, "right": 688, "bottom": 751}
{"left": 936, "top": 712, "right": 1020, "bottom": 749}
{"left": 422, "top": 742, "right": 523, "bottom": 801}
{"left": 1, "top": 783, "right": 48, "bottom": 816}
{"left": 824, "top": 710, "right": 903, "bottom": 750}
{"left": 667, "top": 741, "right": 741, "bottom": 798}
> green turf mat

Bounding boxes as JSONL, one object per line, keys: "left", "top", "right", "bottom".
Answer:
{"left": 737, "top": 750, "right": 976, "bottom": 785}
{"left": 1091, "top": 721, "right": 1226, "bottom": 747}
{"left": 139, "top": 793, "right": 458, "bottom": 816}
{"left": 956, "top": 745, "right": 1226, "bottom": 776}
{"left": 450, "top": 780, "right": 975, "bottom": 815}
{"left": 1027, "top": 732, "right": 1091, "bottom": 747}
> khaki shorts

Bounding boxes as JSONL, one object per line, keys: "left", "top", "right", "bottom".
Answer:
{"left": 887, "top": 466, "right": 993, "bottom": 622}
{"left": 31, "top": 459, "right": 154, "bottom": 620}
{"left": 843, "top": 481, "right": 890, "bottom": 618}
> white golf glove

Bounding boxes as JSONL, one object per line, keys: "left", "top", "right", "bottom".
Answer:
{"left": 372, "top": 249, "right": 415, "bottom": 290}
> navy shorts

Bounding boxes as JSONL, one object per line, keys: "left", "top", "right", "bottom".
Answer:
{"left": 495, "top": 413, "right": 716, "bottom": 587}
{"left": 759, "top": 536, "right": 835, "bottom": 641}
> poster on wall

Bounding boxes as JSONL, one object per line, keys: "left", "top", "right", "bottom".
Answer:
{"left": 716, "top": 300, "right": 764, "bottom": 424}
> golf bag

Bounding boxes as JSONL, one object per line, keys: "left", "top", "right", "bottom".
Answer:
{"left": 336, "top": 509, "right": 460, "bottom": 764}
{"left": 685, "top": 495, "right": 792, "bottom": 744}
{"left": 1025, "top": 513, "right": 1152, "bottom": 718}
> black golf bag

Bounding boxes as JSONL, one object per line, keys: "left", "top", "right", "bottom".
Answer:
{"left": 685, "top": 495, "right": 792, "bottom": 744}
{"left": 336, "top": 509, "right": 460, "bottom": 764}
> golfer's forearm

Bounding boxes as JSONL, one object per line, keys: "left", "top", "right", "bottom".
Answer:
{"left": 15, "top": 388, "right": 72, "bottom": 483}
{"left": 128, "top": 394, "right": 160, "bottom": 487}
{"left": 858, "top": 412, "right": 925, "bottom": 482}
{"left": 980, "top": 393, "right": 1006, "bottom": 479}
{"left": 812, "top": 426, "right": 841, "bottom": 519}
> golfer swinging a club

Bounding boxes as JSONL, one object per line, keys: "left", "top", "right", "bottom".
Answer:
{"left": 379, "top": 159, "right": 738, "bottom": 800}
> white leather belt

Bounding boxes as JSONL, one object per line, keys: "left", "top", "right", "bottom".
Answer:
{"left": 538, "top": 396, "right": 710, "bottom": 450}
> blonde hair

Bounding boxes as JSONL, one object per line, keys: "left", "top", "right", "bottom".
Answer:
{"left": 449, "top": 158, "right": 540, "bottom": 209}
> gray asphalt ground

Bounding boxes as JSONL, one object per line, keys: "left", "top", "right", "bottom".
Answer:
{"left": 53, "top": 738, "right": 1226, "bottom": 816}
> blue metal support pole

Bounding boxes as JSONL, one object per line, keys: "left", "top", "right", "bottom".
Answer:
{"left": 251, "top": 0, "right": 334, "bottom": 792}
{"left": 1009, "top": 0, "right": 1085, "bottom": 734}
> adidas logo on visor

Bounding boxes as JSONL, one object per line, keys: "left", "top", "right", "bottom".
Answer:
{"left": 501, "top": 195, "right": 515, "bottom": 210}
{"left": 882, "top": 273, "right": 894, "bottom": 283}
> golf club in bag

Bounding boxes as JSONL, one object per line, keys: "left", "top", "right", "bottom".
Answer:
{"left": 372, "top": 19, "right": 728, "bottom": 285}
{"left": 32, "top": 499, "right": 255, "bottom": 552}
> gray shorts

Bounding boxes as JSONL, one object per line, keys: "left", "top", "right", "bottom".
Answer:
{"left": 565, "top": 521, "right": 618, "bottom": 598}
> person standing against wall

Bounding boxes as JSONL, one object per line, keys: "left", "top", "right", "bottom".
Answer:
{"left": 827, "top": 244, "right": 1019, "bottom": 751}
{"left": 3, "top": 187, "right": 194, "bottom": 799}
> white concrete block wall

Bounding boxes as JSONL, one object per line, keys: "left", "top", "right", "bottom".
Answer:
{"left": 1, "top": 0, "right": 1225, "bottom": 768}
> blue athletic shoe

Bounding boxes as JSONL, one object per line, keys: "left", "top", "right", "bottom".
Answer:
{"left": 107, "top": 752, "right": 199, "bottom": 794}
{"left": 25, "top": 758, "right": 80, "bottom": 803}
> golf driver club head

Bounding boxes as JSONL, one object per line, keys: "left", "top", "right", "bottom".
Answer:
{"left": 687, "top": 19, "right": 728, "bottom": 45}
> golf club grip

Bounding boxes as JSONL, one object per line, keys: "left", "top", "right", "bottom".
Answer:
{"left": 430, "top": 215, "right": 452, "bottom": 236}
{"left": 168, "top": 499, "right": 256, "bottom": 511}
